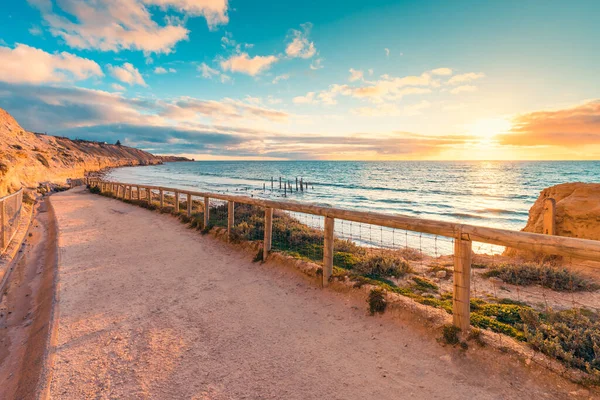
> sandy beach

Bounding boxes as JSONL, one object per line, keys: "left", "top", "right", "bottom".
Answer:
{"left": 40, "top": 187, "right": 586, "bottom": 399}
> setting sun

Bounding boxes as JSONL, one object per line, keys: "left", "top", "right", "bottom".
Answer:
{"left": 466, "top": 117, "right": 512, "bottom": 141}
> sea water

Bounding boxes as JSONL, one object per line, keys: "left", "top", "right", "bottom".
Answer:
{"left": 105, "top": 161, "right": 600, "bottom": 252}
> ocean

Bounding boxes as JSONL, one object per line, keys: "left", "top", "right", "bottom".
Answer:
{"left": 105, "top": 161, "right": 599, "bottom": 234}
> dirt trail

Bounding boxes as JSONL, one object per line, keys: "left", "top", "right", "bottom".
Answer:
{"left": 46, "top": 187, "right": 588, "bottom": 399}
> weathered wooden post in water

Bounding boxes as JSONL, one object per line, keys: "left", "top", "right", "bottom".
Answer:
{"left": 323, "top": 217, "right": 335, "bottom": 287}
{"left": 187, "top": 194, "right": 192, "bottom": 217}
{"left": 227, "top": 201, "right": 235, "bottom": 241}
{"left": 296, "top": 177, "right": 298, "bottom": 191}
{"left": 300, "top": 177, "right": 303, "bottom": 191}
{"left": 271, "top": 177, "right": 274, "bottom": 191}
{"left": 263, "top": 208, "right": 273, "bottom": 261}
{"left": 279, "top": 177, "right": 282, "bottom": 189}
{"left": 543, "top": 198, "right": 556, "bottom": 235}
{"left": 174, "top": 191, "right": 180, "bottom": 213}
{"left": 453, "top": 231, "right": 472, "bottom": 335}
{"left": 204, "top": 196, "right": 210, "bottom": 228}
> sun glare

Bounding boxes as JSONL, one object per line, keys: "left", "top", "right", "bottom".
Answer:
{"left": 466, "top": 117, "right": 511, "bottom": 141}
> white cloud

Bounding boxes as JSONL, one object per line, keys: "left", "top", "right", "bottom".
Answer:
{"left": 272, "top": 74, "right": 290, "bottom": 84}
{"left": 310, "top": 58, "right": 324, "bottom": 70}
{"left": 111, "top": 83, "right": 126, "bottom": 91}
{"left": 220, "top": 53, "right": 278, "bottom": 76}
{"left": 384, "top": 48, "right": 390, "bottom": 57}
{"left": 29, "top": 0, "right": 229, "bottom": 54}
{"left": 154, "top": 66, "right": 177, "bottom": 74}
{"left": 430, "top": 67, "right": 452, "bottom": 76}
{"left": 29, "top": 25, "right": 43, "bottom": 36}
{"left": 348, "top": 68, "right": 364, "bottom": 82}
{"left": 285, "top": 23, "right": 317, "bottom": 59}
{"left": 450, "top": 85, "right": 478, "bottom": 94}
{"left": 293, "top": 92, "right": 316, "bottom": 104}
{"left": 0, "top": 43, "right": 103, "bottom": 84}
{"left": 447, "top": 72, "right": 485, "bottom": 85}
{"left": 198, "top": 62, "right": 231, "bottom": 82}
{"left": 108, "top": 63, "right": 146, "bottom": 86}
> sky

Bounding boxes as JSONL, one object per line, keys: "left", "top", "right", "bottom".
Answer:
{"left": 0, "top": 0, "right": 599, "bottom": 160}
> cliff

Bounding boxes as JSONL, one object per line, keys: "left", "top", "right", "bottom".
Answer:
{"left": 0, "top": 108, "right": 171, "bottom": 196}
{"left": 522, "top": 182, "right": 600, "bottom": 240}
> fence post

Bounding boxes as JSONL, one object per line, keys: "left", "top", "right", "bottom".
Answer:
{"left": 263, "top": 208, "right": 273, "bottom": 261}
{"left": 122, "top": 185, "right": 126, "bottom": 199}
{"left": 227, "top": 201, "right": 234, "bottom": 241}
{"left": 160, "top": 190, "right": 164, "bottom": 208}
{"left": 174, "top": 192, "right": 180, "bottom": 213}
{"left": 0, "top": 199, "right": 5, "bottom": 251}
{"left": 323, "top": 216, "right": 334, "bottom": 287}
{"left": 543, "top": 198, "right": 556, "bottom": 235}
{"left": 204, "top": 197, "right": 210, "bottom": 228}
{"left": 453, "top": 232, "right": 472, "bottom": 335}
{"left": 187, "top": 194, "right": 192, "bottom": 217}
{"left": 147, "top": 188, "right": 152, "bottom": 205}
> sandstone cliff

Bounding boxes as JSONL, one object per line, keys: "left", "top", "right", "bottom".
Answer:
{"left": 522, "top": 182, "right": 600, "bottom": 240}
{"left": 0, "top": 108, "right": 172, "bottom": 196}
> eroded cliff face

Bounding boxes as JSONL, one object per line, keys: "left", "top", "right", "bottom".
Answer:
{"left": 0, "top": 108, "right": 162, "bottom": 196}
{"left": 522, "top": 182, "right": 600, "bottom": 240}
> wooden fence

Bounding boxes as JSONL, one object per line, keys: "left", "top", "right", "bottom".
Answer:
{"left": 87, "top": 178, "right": 600, "bottom": 334}
{"left": 0, "top": 189, "right": 24, "bottom": 254}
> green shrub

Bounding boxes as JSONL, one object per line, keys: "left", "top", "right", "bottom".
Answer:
{"left": 412, "top": 276, "right": 439, "bottom": 291}
{"left": 368, "top": 288, "right": 387, "bottom": 315}
{"left": 333, "top": 251, "right": 362, "bottom": 269}
{"left": 88, "top": 185, "right": 101, "bottom": 194}
{"left": 484, "top": 263, "right": 598, "bottom": 292}
{"left": 354, "top": 253, "right": 412, "bottom": 279}
{"left": 521, "top": 308, "right": 600, "bottom": 377}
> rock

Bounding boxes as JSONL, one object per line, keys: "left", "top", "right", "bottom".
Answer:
{"left": 522, "top": 183, "right": 600, "bottom": 240}
{"left": 0, "top": 107, "right": 188, "bottom": 197}
{"left": 435, "top": 270, "right": 447, "bottom": 279}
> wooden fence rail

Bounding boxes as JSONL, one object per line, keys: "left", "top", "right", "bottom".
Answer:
{"left": 86, "top": 178, "right": 600, "bottom": 334}
{"left": 0, "top": 188, "right": 24, "bottom": 254}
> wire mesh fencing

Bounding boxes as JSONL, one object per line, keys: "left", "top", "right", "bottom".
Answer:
{"left": 271, "top": 211, "right": 324, "bottom": 263}
{"left": 1, "top": 189, "right": 24, "bottom": 254}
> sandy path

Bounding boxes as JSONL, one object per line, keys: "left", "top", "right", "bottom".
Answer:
{"left": 47, "top": 187, "right": 581, "bottom": 399}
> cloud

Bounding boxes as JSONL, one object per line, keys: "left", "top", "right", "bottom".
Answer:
{"left": 0, "top": 43, "right": 103, "bottom": 84}
{"left": 293, "top": 92, "right": 315, "bottom": 104}
{"left": 353, "top": 100, "right": 432, "bottom": 117}
{"left": 447, "top": 72, "right": 485, "bottom": 85}
{"left": 450, "top": 85, "right": 477, "bottom": 94}
{"left": 430, "top": 67, "right": 452, "bottom": 76}
{"left": 108, "top": 63, "right": 146, "bottom": 86}
{"left": 220, "top": 53, "right": 278, "bottom": 76}
{"left": 197, "top": 62, "right": 230, "bottom": 82}
{"left": 0, "top": 81, "right": 483, "bottom": 159}
{"left": 310, "top": 58, "right": 324, "bottom": 70}
{"left": 154, "top": 66, "right": 176, "bottom": 74}
{"left": 348, "top": 68, "right": 364, "bottom": 82}
{"left": 29, "top": 0, "right": 229, "bottom": 54}
{"left": 111, "top": 83, "right": 126, "bottom": 91}
{"left": 285, "top": 23, "right": 316, "bottom": 59}
{"left": 298, "top": 69, "right": 446, "bottom": 105}
{"left": 498, "top": 100, "right": 600, "bottom": 147}
{"left": 272, "top": 74, "right": 290, "bottom": 84}
{"left": 384, "top": 48, "right": 390, "bottom": 57}
{"left": 29, "top": 25, "right": 43, "bottom": 36}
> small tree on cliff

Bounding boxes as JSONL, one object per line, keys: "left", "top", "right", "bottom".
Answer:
{"left": 115, "top": 140, "right": 122, "bottom": 146}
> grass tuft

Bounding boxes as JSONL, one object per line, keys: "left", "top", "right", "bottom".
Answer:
{"left": 368, "top": 288, "right": 387, "bottom": 315}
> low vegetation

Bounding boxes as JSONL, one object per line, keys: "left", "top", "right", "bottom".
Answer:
{"left": 484, "top": 262, "right": 598, "bottom": 292}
